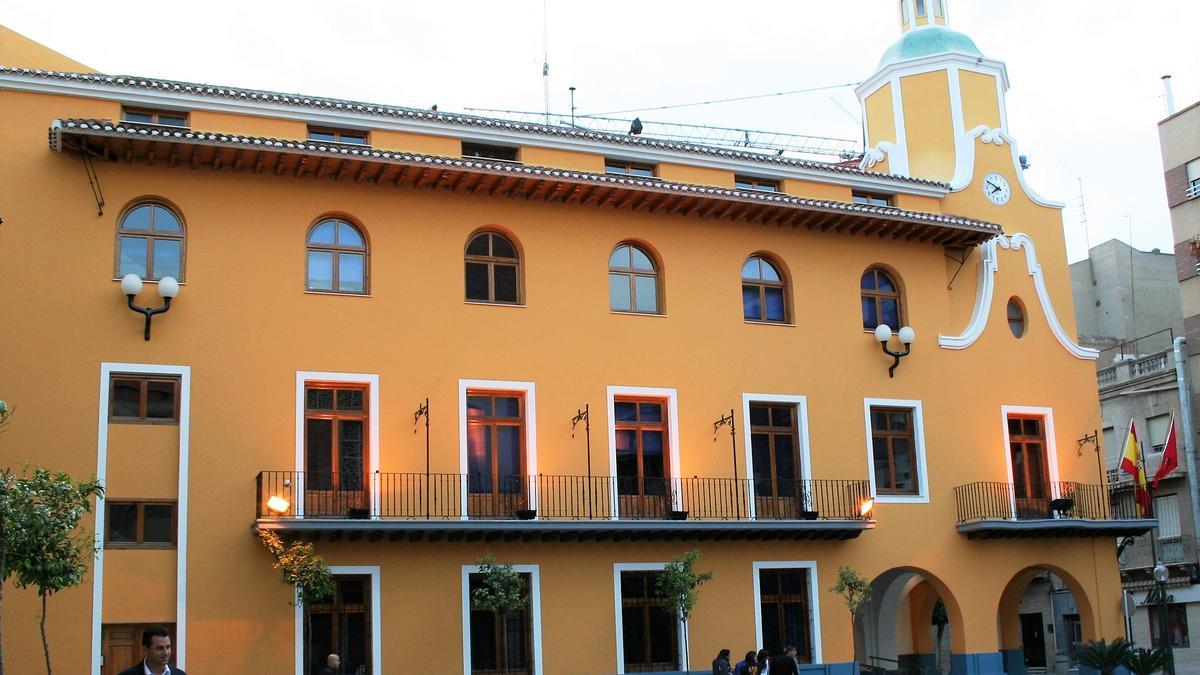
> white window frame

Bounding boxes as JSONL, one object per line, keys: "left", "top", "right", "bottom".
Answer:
{"left": 863, "top": 398, "right": 929, "bottom": 503}
{"left": 752, "top": 560, "right": 823, "bottom": 664}
{"left": 294, "top": 565, "right": 382, "bottom": 675}
{"left": 742, "top": 394, "right": 812, "bottom": 519}
{"left": 607, "top": 386, "right": 681, "bottom": 518}
{"left": 459, "top": 379, "right": 538, "bottom": 519}
{"left": 612, "top": 562, "right": 686, "bottom": 674}
{"left": 93, "top": 362, "right": 192, "bottom": 675}
{"left": 1000, "top": 405, "right": 1063, "bottom": 518}
{"left": 1156, "top": 494, "right": 1182, "bottom": 540}
{"left": 461, "top": 563, "right": 543, "bottom": 675}
{"left": 295, "top": 371, "right": 381, "bottom": 518}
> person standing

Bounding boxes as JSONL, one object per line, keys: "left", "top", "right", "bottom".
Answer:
{"left": 756, "top": 648, "right": 771, "bottom": 675}
{"left": 321, "top": 653, "right": 341, "bottom": 675}
{"left": 117, "top": 627, "right": 186, "bottom": 675}
{"left": 712, "top": 648, "right": 733, "bottom": 675}
{"left": 767, "top": 645, "right": 800, "bottom": 675}
{"left": 734, "top": 650, "right": 759, "bottom": 675}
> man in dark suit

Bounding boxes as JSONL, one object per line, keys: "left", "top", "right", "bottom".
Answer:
{"left": 321, "top": 653, "right": 341, "bottom": 675}
{"left": 767, "top": 645, "right": 801, "bottom": 675}
{"left": 117, "top": 626, "right": 186, "bottom": 675}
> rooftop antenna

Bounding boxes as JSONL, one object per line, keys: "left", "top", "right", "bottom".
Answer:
{"left": 569, "top": 86, "right": 577, "bottom": 127}
{"left": 542, "top": 0, "right": 550, "bottom": 124}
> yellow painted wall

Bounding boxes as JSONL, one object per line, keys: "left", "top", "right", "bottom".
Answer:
{"left": 0, "top": 79, "right": 1116, "bottom": 674}
{"left": 658, "top": 162, "right": 732, "bottom": 188}
{"left": 519, "top": 146, "right": 605, "bottom": 173}
{"left": 960, "top": 70, "right": 1002, "bottom": 131}
{"left": 781, "top": 179, "right": 852, "bottom": 203}
{"left": 372, "top": 129, "right": 459, "bottom": 157}
{"left": 893, "top": 194, "right": 943, "bottom": 214}
{"left": 864, "top": 84, "right": 897, "bottom": 153}
{"left": 900, "top": 70, "right": 956, "bottom": 182}
{"left": 0, "top": 25, "right": 93, "bottom": 72}
{"left": 190, "top": 110, "right": 306, "bottom": 140}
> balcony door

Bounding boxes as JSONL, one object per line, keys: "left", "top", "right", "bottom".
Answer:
{"left": 305, "top": 384, "right": 369, "bottom": 517}
{"left": 467, "top": 392, "right": 526, "bottom": 518}
{"left": 615, "top": 399, "right": 670, "bottom": 519}
{"left": 750, "top": 403, "right": 804, "bottom": 519}
{"left": 1008, "top": 415, "right": 1050, "bottom": 518}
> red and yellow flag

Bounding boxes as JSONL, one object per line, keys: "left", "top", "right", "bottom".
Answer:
{"left": 1119, "top": 420, "right": 1151, "bottom": 517}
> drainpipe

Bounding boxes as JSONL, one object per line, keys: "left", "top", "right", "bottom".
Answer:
{"left": 1172, "top": 337, "right": 1200, "bottom": 544}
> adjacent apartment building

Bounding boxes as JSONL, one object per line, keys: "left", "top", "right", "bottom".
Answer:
{"left": 0, "top": 3, "right": 1153, "bottom": 674}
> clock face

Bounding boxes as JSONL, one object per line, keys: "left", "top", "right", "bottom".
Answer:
{"left": 983, "top": 172, "right": 1012, "bottom": 206}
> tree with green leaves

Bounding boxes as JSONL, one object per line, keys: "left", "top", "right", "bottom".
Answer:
{"left": 829, "top": 566, "right": 872, "bottom": 665}
{"left": 258, "top": 529, "right": 334, "bottom": 673}
{"left": 1, "top": 466, "right": 103, "bottom": 675}
{"left": 1075, "top": 638, "right": 1133, "bottom": 675}
{"left": 1125, "top": 646, "right": 1171, "bottom": 675}
{"left": 655, "top": 549, "right": 714, "bottom": 671}
{"left": 471, "top": 552, "right": 529, "bottom": 674}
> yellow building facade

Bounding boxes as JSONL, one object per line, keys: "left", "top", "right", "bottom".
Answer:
{"left": 0, "top": 4, "right": 1154, "bottom": 674}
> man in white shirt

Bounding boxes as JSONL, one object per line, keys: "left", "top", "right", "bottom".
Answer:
{"left": 117, "top": 626, "right": 186, "bottom": 675}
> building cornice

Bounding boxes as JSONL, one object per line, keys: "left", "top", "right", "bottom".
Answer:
{"left": 1, "top": 66, "right": 951, "bottom": 197}
{"left": 855, "top": 51, "right": 1010, "bottom": 99}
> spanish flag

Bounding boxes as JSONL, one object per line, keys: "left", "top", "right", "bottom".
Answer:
{"left": 1119, "top": 420, "right": 1152, "bottom": 517}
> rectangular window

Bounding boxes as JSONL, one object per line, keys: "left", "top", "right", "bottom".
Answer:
{"left": 105, "top": 501, "right": 176, "bottom": 548}
{"left": 915, "top": 0, "right": 927, "bottom": 17}
{"left": 468, "top": 572, "right": 533, "bottom": 674}
{"left": 109, "top": 375, "right": 180, "bottom": 423}
{"left": 1007, "top": 415, "right": 1050, "bottom": 503}
{"left": 122, "top": 107, "right": 188, "bottom": 127}
{"left": 750, "top": 403, "right": 804, "bottom": 518}
{"left": 1102, "top": 426, "right": 1116, "bottom": 464}
{"left": 462, "top": 142, "right": 519, "bottom": 162}
{"left": 605, "top": 160, "right": 656, "bottom": 177}
{"left": 620, "top": 571, "right": 679, "bottom": 672}
{"left": 307, "top": 126, "right": 369, "bottom": 145}
{"left": 304, "top": 384, "right": 369, "bottom": 515}
{"left": 1155, "top": 494, "right": 1181, "bottom": 539}
{"left": 1150, "top": 603, "right": 1190, "bottom": 648}
{"left": 758, "top": 569, "right": 813, "bottom": 663}
{"left": 1063, "top": 614, "right": 1082, "bottom": 661}
{"left": 870, "top": 407, "right": 917, "bottom": 495}
{"left": 1186, "top": 158, "right": 1200, "bottom": 199}
{"left": 735, "top": 176, "right": 779, "bottom": 192}
{"left": 852, "top": 191, "right": 893, "bottom": 207}
{"left": 466, "top": 391, "right": 526, "bottom": 518}
{"left": 307, "top": 576, "right": 372, "bottom": 674}
{"left": 614, "top": 398, "right": 670, "bottom": 518}
{"left": 1147, "top": 414, "right": 1171, "bottom": 454}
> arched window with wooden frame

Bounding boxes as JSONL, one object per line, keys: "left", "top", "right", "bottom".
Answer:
{"left": 860, "top": 266, "right": 903, "bottom": 331}
{"left": 609, "top": 242, "right": 661, "bottom": 314}
{"left": 306, "top": 217, "right": 369, "bottom": 294}
{"left": 742, "top": 254, "right": 789, "bottom": 323}
{"left": 116, "top": 201, "right": 186, "bottom": 281}
{"left": 465, "top": 230, "right": 522, "bottom": 304}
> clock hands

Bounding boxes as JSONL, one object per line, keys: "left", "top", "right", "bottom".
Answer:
{"left": 986, "top": 181, "right": 1000, "bottom": 194}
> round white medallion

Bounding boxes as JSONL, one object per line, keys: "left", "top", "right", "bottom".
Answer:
{"left": 983, "top": 172, "right": 1012, "bottom": 206}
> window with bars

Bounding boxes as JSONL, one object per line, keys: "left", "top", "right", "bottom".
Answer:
{"left": 758, "top": 569, "right": 813, "bottom": 662}
{"left": 306, "top": 576, "right": 372, "bottom": 675}
{"left": 620, "top": 571, "right": 679, "bottom": 672}
{"left": 469, "top": 572, "right": 533, "bottom": 674}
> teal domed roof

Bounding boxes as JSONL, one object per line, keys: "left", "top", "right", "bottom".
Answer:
{"left": 877, "top": 26, "right": 983, "bottom": 67}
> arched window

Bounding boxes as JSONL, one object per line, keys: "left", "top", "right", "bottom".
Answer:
{"left": 116, "top": 202, "right": 185, "bottom": 281}
{"left": 742, "top": 255, "right": 788, "bottom": 323}
{"left": 861, "top": 267, "right": 902, "bottom": 330}
{"left": 465, "top": 230, "right": 521, "bottom": 304}
{"left": 1007, "top": 297, "right": 1026, "bottom": 338}
{"left": 306, "top": 218, "right": 368, "bottom": 294}
{"left": 609, "top": 243, "right": 660, "bottom": 314}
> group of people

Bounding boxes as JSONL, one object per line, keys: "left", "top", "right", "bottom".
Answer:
{"left": 712, "top": 646, "right": 804, "bottom": 675}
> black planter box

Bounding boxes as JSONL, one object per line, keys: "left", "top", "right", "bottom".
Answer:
{"left": 668, "top": 510, "right": 689, "bottom": 521}
{"left": 516, "top": 509, "right": 538, "bottom": 520}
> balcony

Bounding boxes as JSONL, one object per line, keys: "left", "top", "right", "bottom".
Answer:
{"left": 254, "top": 472, "right": 875, "bottom": 542}
{"left": 953, "top": 481, "right": 1156, "bottom": 539}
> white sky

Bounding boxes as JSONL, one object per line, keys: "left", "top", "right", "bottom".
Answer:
{"left": 5, "top": 0, "right": 1199, "bottom": 262}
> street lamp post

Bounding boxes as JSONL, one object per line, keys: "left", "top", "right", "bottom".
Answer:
{"left": 1153, "top": 562, "right": 1175, "bottom": 675}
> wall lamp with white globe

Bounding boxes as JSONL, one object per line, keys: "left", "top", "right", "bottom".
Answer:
{"left": 120, "top": 273, "right": 179, "bottom": 341}
{"left": 874, "top": 324, "right": 915, "bottom": 378}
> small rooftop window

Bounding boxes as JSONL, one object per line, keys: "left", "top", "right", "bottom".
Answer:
{"left": 462, "top": 142, "right": 519, "bottom": 162}
{"left": 307, "top": 126, "right": 369, "bottom": 146}
{"left": 605, "top": 160, "right": 656, "bottom": 178}
{"left": 735, "top": 176, "right": 779, "bottom": 193}
{"left": 122, "top": 108, "right": 188, "bottom": 127}
{"left": 852, "top": 191, "right": 893, "bottom": 207}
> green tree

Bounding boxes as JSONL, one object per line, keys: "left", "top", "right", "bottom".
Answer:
{"left": 471, "top": 552, "right": 529, "bottom": 675}
{"left": 258, "top": 529, "right": 334, "bottom": 673}
{"left": 1074, "top": 638, "right": 1133, "bottom": 675}
{"left": 655, "top": 549, "right": 714, "bottom": 671}
{"left": 1, "top": 466, "right": 103, "bottom": 675}
{"left": 1126, "top": 646, "right": 1171, "bottom": 675}
{"left": 830, "top": 566, "right": 872, "bottom": 664}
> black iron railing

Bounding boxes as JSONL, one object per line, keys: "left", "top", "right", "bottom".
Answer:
{"left": 255, "top": 471, "right": 872, "bottom": 521}
{"left": 954, "top": 481, "right": 1135, "bottom": 523}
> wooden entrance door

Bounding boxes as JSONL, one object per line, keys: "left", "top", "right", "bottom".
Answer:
{"left": 102, "top": 623, "right": 176, "bottom": 675}
{"left": 1008, "top": 416, "right": 1050, "bottom": 519}
{"left": 1019, "top": 612, "right": 1047, "bottom": 667}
